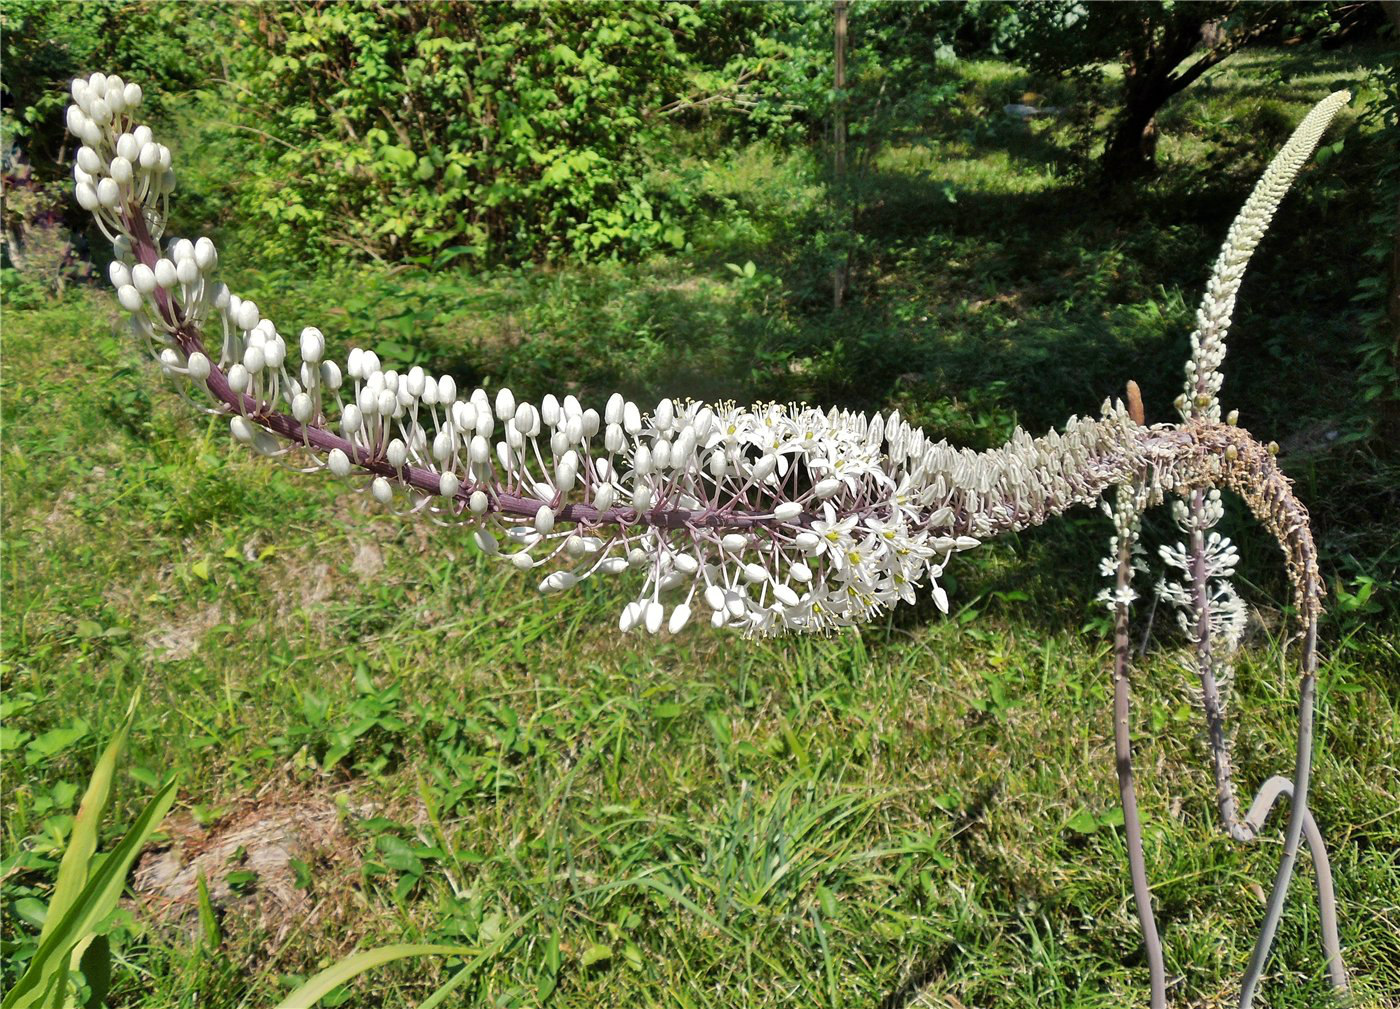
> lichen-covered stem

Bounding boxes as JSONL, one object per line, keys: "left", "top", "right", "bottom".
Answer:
{"left": 1113, "top": 496, "right": 1168, "bottom": 1008}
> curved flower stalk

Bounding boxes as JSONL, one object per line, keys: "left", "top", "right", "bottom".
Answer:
{"left": 62, "top": 71, "right": 1355, "bottom": 1006}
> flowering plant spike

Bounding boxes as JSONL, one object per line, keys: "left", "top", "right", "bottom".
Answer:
{"left": 63, "top": 72, "right": 1355, "bottom": 1007}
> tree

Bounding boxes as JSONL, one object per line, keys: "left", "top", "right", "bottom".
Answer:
{"left": 1013, "top": 1, "right": 1380, "bottom": 183}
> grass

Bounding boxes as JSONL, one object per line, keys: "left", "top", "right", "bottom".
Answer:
{"left": 3, "top": 42, "right": 1398, "bottom": 1008}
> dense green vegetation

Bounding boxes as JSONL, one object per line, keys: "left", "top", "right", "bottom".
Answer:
{"left": 2, "top": 4, "right": 1396, "bottom": 1007}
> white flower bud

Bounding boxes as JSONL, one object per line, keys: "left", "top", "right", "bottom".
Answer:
{"left": 88, "top": 72, "right": 108, "bottom": 98}
{"left": 194, "top": 236, "right": 217, "bottom": 270}
{"left": 236, "top": 299, "right": 259, "bottom": 331}
{"left": 593, "top": 484, "right": 615, "bottom": 510}
{"left": 469, "top": 490, "right": 488, "bottom": 514}
{"left": 71, "top": 78, "right": 89, "bottom": 105}
{"left": 619, "top": 601, "right": 643, "bottom": 632}
{"left": 116, "top": 284, "right": 141, "bottom": 312}
{"left": 176, "top": 258, "right": 198, "bottom": 286}
{"left": 89, "top": 98, "right": 112, "bottom": 126}
{"left": 511, "top": 551, "right": 534, "bottom": 571}
{"left": 186, "top": 352, "right": 210, "bottom": 382}
{"left": 433, "top": 429, "right": 454, "bottom": 461}
{"left": 230, "top": 415, "right": 256, "bottom": 444}
{"left": 743, "top": 563, "right": 768, "bottom": 584}
{"left": 227, "top": 363, "right": 250, "bottom": 393}
{"left": 623, "top": 401, "right": 642, "bottom": 434}
{"left": 709, "top": 451, "right": 727, "bottom": 479}
{"left": 705, "top": 586, "right": 727, "bottom": 612}
{"left": 387, "top": 438, "right": 407, "bottom": 469}
{"left": 77, "top": 146, "right": 102, "bottom": 174}
{"left": 243, "top": 344, "right": 265, "bottom": 375}
{"left": 377, "top": 388, "right": 397, "bottom": 416}
{"left": 96, "top": 177, "right": 120, "bottom": 207}
{"left": 474, "top": 529, "right": 499, "bottom": 555}
{"left": 66, "top": 104, "right": 88, "bottom": 139}
{"left": 116, "top": 133, "right": 139, "bottom": 161}
{"left": 773, "top": 584, "right": 800, "bottom": 608}
{"left": 751, "top": 454, "right": 777, "bottom": 482}
{"left": 794, "top": 532, "right": 820, "bottom": 552}
{"left": 495, "top": 387, "right": 515, "bottom": 421}
{"left": 371, "top": 477, "right": 393, "bottom": 504}
{"left": 789, "top": 561, "right": 812, "bottom": 583}
{"left": 138, "top": 142, "right": 158, "bottom": 169}
{"left": 129, "top": 263, "right": 155, "bottom": 294}
{"left": 437, "top": 374, "right": 457, "bottom": 405}
{"left": 107, "top": 260, "right": 130, "bottom": 291}
{"left": 605, "top": 393, "right": 624, "bottom": 424}
{"left": 774, "top": 502, "right": 802, "bottom": 521}
{"left": 644, "top": 601, "right": 664, "bottom": 634}
{"left": 722, "top": 533, "right": 747, "bottom": 551}
{"left": 340, "top": 403, "right": 363, "bottom": 434}
{"left": 541, "top": 394, "right": 560, "bottom": 427}
{"left": 469, "top": 435, "right": 489, "bottom": 464}
{"left": 814, "top": 478, "right": 841, "bottom": 498}
{"left": 634, "top": 445, "right": 653, "bottom": 475}
{"left": 80, "top": 119, "right": 103, "bottom": 147}
{"left": 172, "top": 238, "right": 194, "bottom": 262}
{"left": 106, "top": 81, "right": 127, "bottom": 116}
{"left": 439, "top": 471, "right": 460, "bottom": 498}
{"left": 159, "top": 347, "right": 182, "bottom": 372}
{"left": 535, "top": 506, "right": 555, "bottom": 534}
{"left": 329, "top": 448, "right": 352, "bottom": 477}
{"left": 156, "top": 144, "right": 172, "bottom": 171}
{"left": 75, "top": 181, "right": 99, "bottom": 210}
{"left": 320, "top": 360, "right": 342, "bottom": 390}
{"left": 633, "top": 487, "right": 652, "bottom": 511}
{"left": 123, "top": 82, "right": 142, "bottom": 108}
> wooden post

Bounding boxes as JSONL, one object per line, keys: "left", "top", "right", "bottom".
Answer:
{"left": 833, "top": 0, "right": 848, "bottom": 310}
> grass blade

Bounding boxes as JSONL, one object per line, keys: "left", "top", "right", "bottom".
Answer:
{"left": 3, "top": 776, "right": 177, "bottom": 1009}
{"left": 273, "top": 944, "right": 473, "bottom": 1009}
{"left": 37, "top": 693, "right": 139, "bottom": 947}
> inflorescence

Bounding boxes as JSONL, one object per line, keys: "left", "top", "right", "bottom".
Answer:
{"left": 64, "top": 69, "right": 1162, "bottom": 637}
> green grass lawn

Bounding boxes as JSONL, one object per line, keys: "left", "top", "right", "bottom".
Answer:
{"left": 3, "top": 44, "right": 1397, "bottom": 1008}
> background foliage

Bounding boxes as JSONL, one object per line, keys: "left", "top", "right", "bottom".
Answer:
{"left": 2, "top": 3, "right": 1396, "bottom": 1007}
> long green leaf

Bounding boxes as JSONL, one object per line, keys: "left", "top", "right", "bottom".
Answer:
{"left": 37, "top": 694, "right": 140, "bottom": 947}
{"left": 273, "top": 945, "right": 473, "bottom": 1009}
{"left": 3, "top": 776, "right": 177, "bottom": 1009}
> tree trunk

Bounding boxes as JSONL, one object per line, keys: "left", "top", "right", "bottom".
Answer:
{"left": 1102, "top": 94, "right": 1162, "bottom": 182}
{"left": 832, "top": 0, "right": 849, "bottom": 311}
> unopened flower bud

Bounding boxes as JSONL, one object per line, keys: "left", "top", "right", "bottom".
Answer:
{"left": 371, "top": 477, "right": 393, "bottom": 504}
{"left": 96, "top": 177, "right": 120, "bottom": 207}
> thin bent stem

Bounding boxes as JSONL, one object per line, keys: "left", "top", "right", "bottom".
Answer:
{"left": 1113, "top": 507, "right": 1168, "bottom": 1009}
{"left": 1241, "top": 772, "right": 1349, "bottom": 993}
{"left": 1239, "top": 623, "right": 1340, "bottom": 1007}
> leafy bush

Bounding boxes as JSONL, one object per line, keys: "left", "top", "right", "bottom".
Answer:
{"left": 215, "top": 2, "right": 712, "bottom": 266}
